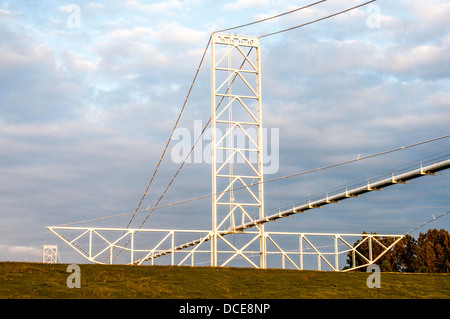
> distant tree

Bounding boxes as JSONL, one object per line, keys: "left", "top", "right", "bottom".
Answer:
{"left": 343, "top": 229, "right": 450, "bottom": 273}
{"left": 380, "top": 260, "right": 392, "bottom": 272}
{"left": 390, "top": 234, "right": 418, "bottom": 272}
{"left": 415, "top": 229, "right": 450, "bottom": 273}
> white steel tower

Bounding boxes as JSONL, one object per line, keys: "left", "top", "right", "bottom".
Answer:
{"left": 210, "top": 33, "right": 265, "bottom": 268}
{"left": 42, "top": 245, "right": 60, "bottom": 263}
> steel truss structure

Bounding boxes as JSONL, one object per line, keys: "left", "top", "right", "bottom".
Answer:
{"left": 46, "top": 226, "right": 404, "bottom": 271}
{"left": 42, "top": 245, "right": 60, "bottom": 264}
{"left": 210, "top": 33, "right": 265, "bottom": 267}
{"left": 47, "top": 154, "right": 448, "bottom": 269}
{"left": 47, "top": 33, "right": 450, "bottom": 271}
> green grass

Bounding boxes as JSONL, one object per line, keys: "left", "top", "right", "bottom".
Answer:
{"left": 0, "top": 262, "right": 449, "bottom": 299}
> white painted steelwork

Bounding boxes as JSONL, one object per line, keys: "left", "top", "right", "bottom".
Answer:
{"left": 46, "top": 226, "right": 404, "bottom": 271}
{"left": 42, "top": 245, "right": 60, "bottom": 263}
{"left": 234, "top": 159, "right": 450, "bottom": 230}
{"left": 47, "top": 31, "right": 449, "bottom": 271}
{"left": 210, "top": 33, "right": 265, "bottom": 267}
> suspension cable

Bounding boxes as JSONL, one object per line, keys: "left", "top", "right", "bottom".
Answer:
{"left": 126, "top": 0, "right": 377, "bottom": 230}
{"left": 260, "top": 0, "right": 377, "bottom": 38}
{"left": 123, "top": 35, "right": 212, "bottom": 230}
{"left": 58, "top": 134, "right": 450, "bottom": 227}
{"left": 407, "top": 210, "right": 450, "bottom": 235}
{"left": 133, "top": 47, "right": 255, "bottom": 232}
{"left": 214, "top": 0, "right": 327, "bottom": 34}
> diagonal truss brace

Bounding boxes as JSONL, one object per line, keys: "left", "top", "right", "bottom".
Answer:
{"left": 47, "top": 226, "right": 405, "bottom": 272}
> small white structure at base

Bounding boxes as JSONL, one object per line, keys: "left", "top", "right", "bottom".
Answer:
{"left": 42, "top": 245, "right": 60, "bottom": 264}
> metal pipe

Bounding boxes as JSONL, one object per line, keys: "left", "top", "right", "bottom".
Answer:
{"left": 234, "top": 158, "right": 450, "bottom": 230}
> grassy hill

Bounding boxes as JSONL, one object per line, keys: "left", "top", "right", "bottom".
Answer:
{"left": 1, "top": 261, "right": 449, "bottom": 299}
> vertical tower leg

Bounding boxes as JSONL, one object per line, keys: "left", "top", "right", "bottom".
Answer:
{"left": 211, "top": 36, "right": 218, "bottom": 267}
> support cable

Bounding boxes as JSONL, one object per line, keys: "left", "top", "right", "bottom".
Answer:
{"left": 57, "top": 134, "right": 450, "bottom": 227}
{"left": 109, "top": 36, "right": 212, "bottom": 262}
{"left": 113, "top": 41, "right": 252, "bottom": 260}
{"left": 260, "top": 0, "right": 377, "bottom": 38}
{"left": 125, "top": 0, "right": 377, "bottom": 230}
{"left": 214, "top": 0, "right": 327, "bottom": 34}
{"left": 123, "top": 36, "right": 212, "bottom": 230}
{"left": 406, "top": 210, "right": 450, "bottom": 235}
{"left": 134, "top": 47, "right": 255, "bottom": 231}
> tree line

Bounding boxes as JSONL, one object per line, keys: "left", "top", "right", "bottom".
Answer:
{"left": 344, "top": 228, "right": 450, "bottom": 272}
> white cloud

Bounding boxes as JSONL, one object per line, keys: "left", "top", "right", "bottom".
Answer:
{"left": 56, "top": 4, "right": 79, "bottom": 13}
{"left": 223, "top": 0, "right": 270, "bottom": 11}
{"left": 104, "top": 26, "right": 153, "bottom": 42}
{"left": 0, "top": 244, "right": 42, "bottom": 261}
{"left": 59, "top": 48, "right": 99, "bottom": 75}
{"left": 0, "top": 8, "right": 20, "bottom": 17}
{"left": 0, "top": 44, "right": 52, "bottom": 73}
{"left": 125, "top": 0, "right": 185, "bottom": 15}
{"left": 86, "top": 3, "right": 105, "bottom": 10}
{"left": 373, "top": 112, "right": 449, "bottom": 132}
{"left": 153, "top": 21, "right": 207, "bottom": 45}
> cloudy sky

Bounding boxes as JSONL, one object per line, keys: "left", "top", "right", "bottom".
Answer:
{"left": 1, "top": 0, "right": 449, "bottom": 265}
